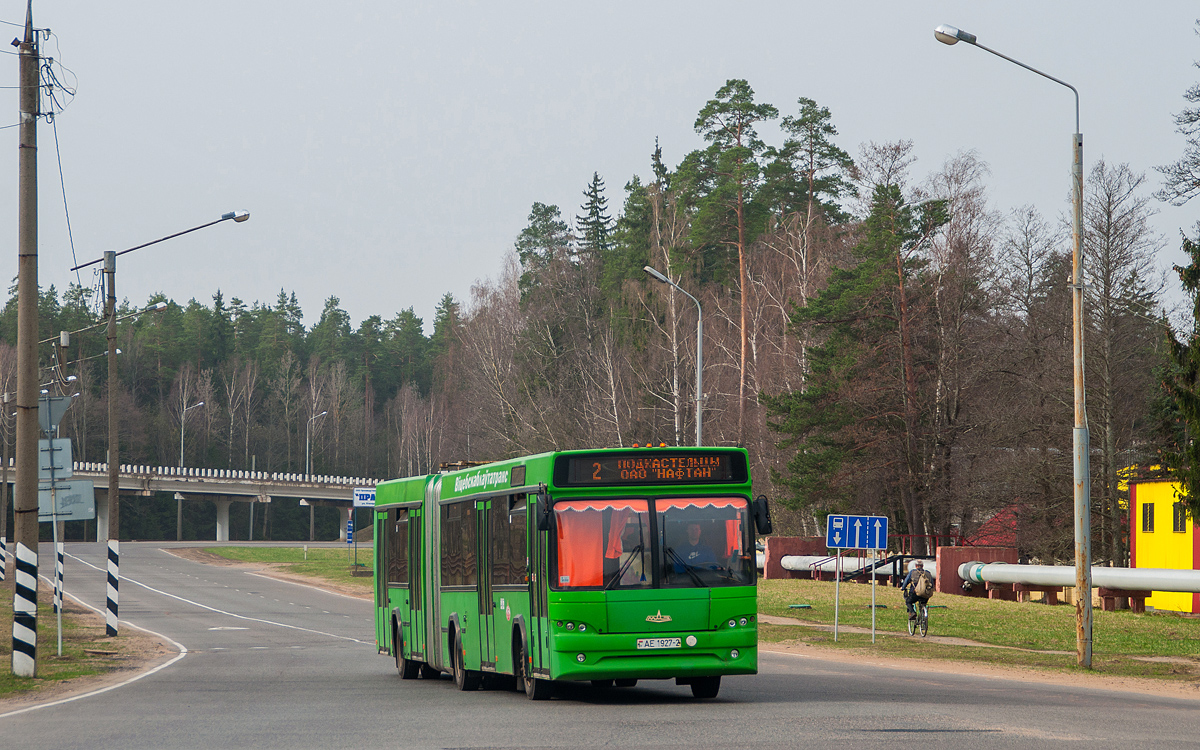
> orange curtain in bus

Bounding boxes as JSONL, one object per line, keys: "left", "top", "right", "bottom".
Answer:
{"left": 725, "top": 518, "right": 742, "bottom": 557}
{"left": 605, "top": 508, "right": 633, "bottom": 558}
{"left": 656, "top": 497, "right": 745, "bottom": 510}
{"left": 556, "top": 509, "right": 604, "bottom": 587}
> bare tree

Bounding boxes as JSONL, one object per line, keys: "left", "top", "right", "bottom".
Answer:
{"left": 271, "top": 351, "right": 302, "bottom": 470}
{"left": 1084, "top": 160, "right": 1166, "bottom": 564}
{"left": 917, "top": 151, "right": 1002, "bottom": 541}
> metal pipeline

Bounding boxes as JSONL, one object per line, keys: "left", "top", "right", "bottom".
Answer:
{"left": 957, "top": 562, "right": 1200, "bottom": 593}
{"left": 781, "top": 555, "right": 935, "bottom": 578}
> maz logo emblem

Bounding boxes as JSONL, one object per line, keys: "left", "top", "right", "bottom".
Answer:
{"left": 645, "top": 610, "right": 672, "bottom": 623}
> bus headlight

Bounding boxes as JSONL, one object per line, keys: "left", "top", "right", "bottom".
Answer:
{"left": 578, "top": 623, "right": 587, "bottom": 632}
{"left": 728, "top": 619, "right": 736, "bottom": 628}
{"left": 577, "top": 653, "right": 586, "bottom": 663}
{"left": 566, "top": 622, "right": 575, "bottom": 631}
{"left": 739, "top": 617, "right": 747, "bottom": 626}
{"left": 730, "top": 649, "right": 740, "bottom": 659}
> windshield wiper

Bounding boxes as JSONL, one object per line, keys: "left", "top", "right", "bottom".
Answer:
{"left": 664, "top": 547, "right": 704, "bottom": 587}
{"left": 605, "top": 544, "right": 644, "bottom": 590}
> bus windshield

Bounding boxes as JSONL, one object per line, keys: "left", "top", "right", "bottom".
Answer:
{"left": 555, "top": 498, "right": 650, "bottom": 589}
{"left": 553, "top": 496, "right": 753, "bottom": 590}
{"left": 658, "top": 497, "right": 753, "bottom": 588}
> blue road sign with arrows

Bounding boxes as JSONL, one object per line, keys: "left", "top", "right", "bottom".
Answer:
{"left": 826, "top": 514, "right": 888, "bottom": 550}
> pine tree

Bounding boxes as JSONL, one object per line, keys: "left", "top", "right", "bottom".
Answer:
{"left": 576, "top": 172, "right": 612, "bottom": 257}
{"left": 764, "top": 97, "right": 855, "bottom": 225}
{"left": 691, "top": 79, "right": 778, "bottom": 444}
{"left": 1159, "top": 231, "right": 1200, "bottom": 520}
{"left": 764, "top": 183, "right": 947, "bottom": 542}
{"left": 515, "top": 202, "right": 572, "bottom": 302}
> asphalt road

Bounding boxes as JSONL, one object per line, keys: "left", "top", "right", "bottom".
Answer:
{"left": 2, "top": 541, "right": 1199, "bottom": 749}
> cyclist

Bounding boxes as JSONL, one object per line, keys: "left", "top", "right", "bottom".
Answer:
{"left": 901, "top": 560, "right": 935, "bottom": 621}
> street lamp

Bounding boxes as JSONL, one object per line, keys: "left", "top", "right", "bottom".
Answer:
{"left": 307, "top": 410, "right": 328, "bottom": 541}
{"left": 68, "top": 211, "right": 247, "bottom": 637}
{"left": 934, "top": 24, "right": 1092, "bottom": 668}
{"left": 179, "top": 400, "right": 205, "bottom": 468}
{"left": 177, "top": 400, "right": 204, "bottom": 541}
{"left": 643, "top": 266, "right": 704, "bottom": 446}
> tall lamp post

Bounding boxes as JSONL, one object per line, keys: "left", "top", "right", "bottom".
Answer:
{"left": 306, "top": 410, "right": 327, "bottom": 541}
{"left": 934, "top": 24, "right": 1091, "bottom": 668}
{"left": 70, "top": 210, "right": 248, "bottom": 636}
{"left": 643, "top": 266, "right": 704, "bottom": 446}
{"left": 177, "top": 400, "right": 204, "bottom": 540}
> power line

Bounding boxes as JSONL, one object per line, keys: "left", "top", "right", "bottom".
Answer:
{"left": 51, "top": 117, "right": 82, "bottom": 286}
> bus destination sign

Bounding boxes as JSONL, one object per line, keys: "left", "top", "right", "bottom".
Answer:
{"left": 563, "top": 453, "right": 738, "bottom": 486}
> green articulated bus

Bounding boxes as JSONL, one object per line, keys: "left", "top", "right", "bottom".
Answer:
{"left": 373, "top": 446, "right": 772, "bottom": 700}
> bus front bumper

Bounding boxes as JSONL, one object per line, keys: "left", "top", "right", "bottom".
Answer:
{"left": 549, "top": 628, "right": 758, "bottom": 681}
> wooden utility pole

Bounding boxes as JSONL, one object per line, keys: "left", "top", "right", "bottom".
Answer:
{"left": 12, "top": 0, "right": 40, "bottom": 677}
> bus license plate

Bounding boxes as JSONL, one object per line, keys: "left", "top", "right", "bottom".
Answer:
{"left": 637, "top": 637, "right": 681, "bottom": 650}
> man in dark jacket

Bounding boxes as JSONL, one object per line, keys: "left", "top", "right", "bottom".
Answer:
{"left": 901, "top": 560, "right": 934, "bottom": 620}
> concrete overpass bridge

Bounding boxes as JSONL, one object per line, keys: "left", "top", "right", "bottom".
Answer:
{"left": 38, "top": 462, "right": 379, "bottom": 542}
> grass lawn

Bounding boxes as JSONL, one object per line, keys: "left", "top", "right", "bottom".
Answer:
{"left": 206, "top": 545, "right": 375, "bottom": 594}
{"left": 758, "top": 578, "right": 1200, "bottom": 681}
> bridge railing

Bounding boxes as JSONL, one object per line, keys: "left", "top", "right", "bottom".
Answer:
{"left": 12, "top": 458, "right": 378, "bottom": 487}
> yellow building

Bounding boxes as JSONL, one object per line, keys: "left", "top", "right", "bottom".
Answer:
{"left": 1129, "top": 479, "right": 1200, "bottom": 614}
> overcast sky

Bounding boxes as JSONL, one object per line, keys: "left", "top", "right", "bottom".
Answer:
{"left": 2, "top": 2, "right": 1198, "bottom": 332}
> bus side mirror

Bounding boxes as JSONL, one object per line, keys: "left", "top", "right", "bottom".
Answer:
{"left": 536, "top": 485, "right": 552, "bottom": 531}
{"left": 752, "top": 495, "right": 772, "bottom": 535}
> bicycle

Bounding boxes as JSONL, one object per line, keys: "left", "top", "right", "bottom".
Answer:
{"left": 907, "top": 600, "right": 929, "bottom": 637}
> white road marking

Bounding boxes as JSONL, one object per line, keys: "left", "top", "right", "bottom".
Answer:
{"left": 66, "top": 552, "right": 370, "bottom": 645}
{"left": 0, "top": 575, "right": 189, "bottom": 720}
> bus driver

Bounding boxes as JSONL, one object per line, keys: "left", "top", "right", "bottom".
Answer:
{"left": 673, "top": 522, "right": 718, "bottom": 571}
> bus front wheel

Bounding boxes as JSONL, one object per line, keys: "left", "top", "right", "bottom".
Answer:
{"left": 517, "top": 641, "right": 552, "bottom": 701}
{"left": 690, "top": 676, "right": 721, "bottom": 699}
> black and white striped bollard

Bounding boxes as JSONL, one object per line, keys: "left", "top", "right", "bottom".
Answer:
{"left": 0, "top": 536, "right": 6, "bottom": 582}
{"left": 106, "top": 540, "right": 119, "bottom": 636}
{"left": 53, "top": 541, "right": 64, "bottom": 614}
{"left": 12, "top": 541, "right": 37, "bottom": 676}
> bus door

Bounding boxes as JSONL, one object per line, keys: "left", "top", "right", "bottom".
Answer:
{"left": 407, "top": 506, "right": 425, "bottom": 662}
{"left": 425, "top": 477, "right": 444, "bottom": 671}
{"left": 529, "top": 518, "right": 549, "bottom": 675}
{"left": 476, "top": 497, "right": 496, "bottom": 669}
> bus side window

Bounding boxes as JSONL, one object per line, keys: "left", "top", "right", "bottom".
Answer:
{"left": 388, "top": 508, "right": 409, "bottom": 585}
{"left": 441, "top": 501, "right": 477, "bottom": 586}
{"left": 492, "top": 494, "right": 527, "bottom": 585}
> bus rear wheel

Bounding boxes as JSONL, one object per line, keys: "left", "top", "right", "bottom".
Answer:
{"left": 517, "top": 641, "right": 552, "bottom": 701}
{"left": 452, "top": 632, "right": 480, "bottom": 691}
{"left": 690, "top": 676, "right": 721, "bottom": 699}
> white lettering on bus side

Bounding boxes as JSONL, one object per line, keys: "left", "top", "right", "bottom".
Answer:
{"left": 454, "top": 469, "right": 510, "bottom": 493}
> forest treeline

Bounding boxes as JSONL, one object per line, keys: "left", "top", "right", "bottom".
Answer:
{"left": 1, "top": 77, "right": 1194, "bottom": 557}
